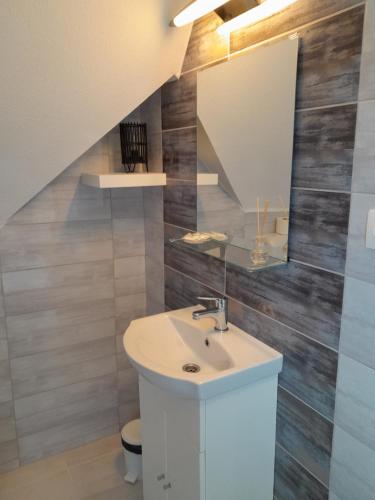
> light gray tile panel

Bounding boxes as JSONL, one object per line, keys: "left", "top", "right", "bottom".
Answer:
{"left": 2, "top": 261, "right": 113, "bottom": 295}
{"left": 18, "top": 410, "right": 118, "bottom": 464}
{"left": 115, "top": 294, "right": 146, "bottom": 323}
{"left": 14, "top": 374, "right": 117, "bottom": 420}
{"left": 8, "top": 317, "right": 115, "bottom": 359}
{"left": 6, "top": 299, "right": 114, "bottom": 340}
{"left": 330, "top": 426, "right": 375, "bottom": 500}
{"left": 118, "top": 400, "right": 140, "bottom": 427}
{"left": 9, "top": 197, "right": 111, "bottom": 224}
{"left": 340, "top": 277, "right": 375, "bottom": 370}
{"left": 335, "top": 354, "right": 375, "bottom": 450}
{"left": 352, "top": 100, "right": 375, "bottom": 194}
{"left": 359, "top": 0, "right": 375, "bottom": 101}
{"left": 0, "top": 319, "right": 6, "bottom": 339}
{"left": 143, "top": 187, "right": 163, "bottom": 221}
{"left": 115, "top": 275, "right": 146, "bottom": 298}
{"left": 1, "top": 240, "right": 113, "bottom": 273}
{"left": 117, "top": 368, "right": 139, "bottom": 404}
{"left": 112, "top": 218, "right": 145, "bottom": 258}
{"left": 346, "top": 193, "right": 375, "bottom": 284}
{"left": 0, "top": 339, "right": 8, "bottom": 361}
{"left": 0, "top": 440, "right": 18, "bottom": 468}
{"left": 116, "top": 352, "right": 132, "bottom": 372}
{"left": 4, "top": 281, "right": 114, "bottom": 316}
{"left": 0, "top": 360, "right": 12, "bottom": 403}
{"left": 0, "top": 415, "right": 16, "bottom": 444}
{"left": 145, "top": 258, "right": 164, "bottom": 308}
{"left": 114, "top": 256, "right": 145, "bottom": 279}
{"left": 144, "top": 219, "right": 164, "bottom": 262}
{"left": 0, "top": 457, "right": 19, "bottom": 473}
{"left": 16, "top": 387, "right": 118, "bottom": 438}
{"left": 12, "top": 351, "right": 116, "bottom": 399}
{"left": 0, "top": 285, "right": 4, "bottom": 318}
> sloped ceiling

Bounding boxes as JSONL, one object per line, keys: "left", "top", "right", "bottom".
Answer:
{"left": 0, "top": 0, "right": 191, "bottom": 226}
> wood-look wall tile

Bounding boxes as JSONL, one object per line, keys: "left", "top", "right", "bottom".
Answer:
{"left": 274, "top": 444, "right": 328, "bottom": 500}
{"left": 0, "top": 221, "right": 113, "bottom": 272}
{"left": 230, "top": 0, "right": 360, "bottom": 53}
{"left": 119, "top": 400, "right": 140, "bottom": 427}
{"left": 14, "top": 374, "right": 117, "bottom": 420}
{"left": 0, "top": 360, "right": 12, "bottom": 404}
{"left": 118, "top": 367, "right": 139, "bottom": 405}
{"left": 359, "top": 0, "right": 375, "bottom": 101}
{"left": 346, "top": 193, "right": 375, "bottom": 284}
{"left": 330, "top": 426, "right": 375, "bottom": 500}
{"left": 8, "top": 316, "right": 115, "bottom": 359}
{"left": 0, "top": 283, "right": 4, "bottom": 318}
{"left": 165, "top": 266, "right": 219, "bottom": 311}
{"left": 11, "top": 349, "right": 116, "bottom": 399}
{"left": 0, "top": 413, "right": 17, "bottom": 444}
{"left": 6, "top": 298, "right": 114, "bottom": 352}
{"left": 229, "top": 299, "right": 337, "bottom": 420}
{"left": 295, "top": 7, "right": 364, "bottom": 109}
{"left": 163, "top": 128, "right": 197, "bottom": 181}
{"left": 182, "top": 12, "right": 228, "bottom": 73}
{"left": 143, "top": 187, "right": 164, "bottom": 221}
{"left": 112, "top": 217, "right": 145, "bottom": 258}
{"left": 334, "top": 355, "right": 375, "bottom": 450}
{"left": 289, "top": 190, "right": 350, "bottom": 274}
{"left": 161, "top": 73, "right": 197, "bottom": 130}
{"left": 293, "top": 105, "right": 356, "bottom": 191}
{"left": 164, "top": 184, "right": 197, "bottom": 230}
{"left": 3, "top": 261, "right": 114, "bottom": 316}
{"left": 226, "top": 261, "right": 344, "bottom": 350}
{"left": 340, "top": 277, "right": 375, "bottom": 370}
{"left": 110, "top": 188, "right": 144, "bottom": 218}
{"left": 3, "top": 260, "right": 113, "bottom": 295}
{"left": 277, "top": 388, "right": 333, "bottom": 486}
{"left": 18, "top": 409, "right": 118, "bottom": 464}
{"left": 0, "top": 319, "right": 6, "bottom": 340}
{"left": 9, "top": 196, "right": 111, "bottom": 225}
{"left": 352, "top": 100, "right": 375, "bottom": 194}
{"left": 165, "top": 243, "right": 225, "bottom": 293}
{"left": 16, "top": 387, "right": 117, "bottom": 439}
{"left": 0, "top": 440, "right": 19, "bottom": 469}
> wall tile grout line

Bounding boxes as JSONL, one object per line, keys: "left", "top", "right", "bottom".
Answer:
{"left": 275, "top": 442, "right": 329, "bottom": 491}
{"left": 278, "top": 383, "right": 334, "bottom": 424}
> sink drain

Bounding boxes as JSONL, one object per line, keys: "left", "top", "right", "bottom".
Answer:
{"left": 182, "top": 363, "right": 201, "bottom": 373}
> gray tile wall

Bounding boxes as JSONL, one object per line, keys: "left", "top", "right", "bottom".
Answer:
{"left": 0, "top": 124, "right": 146, "bottom": 467}
{"left": 162, "top": 3, "right": 366, "bottom": 499}
{"left": 329, "top": 3, "right": 375, "bottom": 499}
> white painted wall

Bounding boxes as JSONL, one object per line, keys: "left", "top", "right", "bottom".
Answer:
{"left": 0, "top": 0, "right": 191, "bottom": 226}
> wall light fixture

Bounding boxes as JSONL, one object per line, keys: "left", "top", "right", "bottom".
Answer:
{"left": 172, "top": 0, "right": 231, "bottom": 27}
{"left": 217, "top": 0, "right": 298, "bottom": 35}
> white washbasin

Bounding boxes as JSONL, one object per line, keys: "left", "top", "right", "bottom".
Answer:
{"left": 124, "top": 306, "right": 283, "bottom": 400}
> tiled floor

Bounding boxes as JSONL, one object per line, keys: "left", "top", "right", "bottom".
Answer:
{"left": 0, "top": 434, "right": 143, "bottom": 500}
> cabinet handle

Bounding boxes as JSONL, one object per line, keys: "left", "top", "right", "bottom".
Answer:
{"left": 163, "top": 482, "right": 172, "bottom": 490}
{"left": 157, "top": 473, "right": 165, "bottom": 481}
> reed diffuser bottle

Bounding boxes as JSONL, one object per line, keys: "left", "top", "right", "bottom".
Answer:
{"left": 251, "top": 198, "right": 269, "bottom": 265}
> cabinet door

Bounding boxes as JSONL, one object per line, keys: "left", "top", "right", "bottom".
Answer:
{"left": 164, "top": 392, "right": 204, "bottom": 500}
{"left": 139, "top": 377, "right": 168, "bottom": 500}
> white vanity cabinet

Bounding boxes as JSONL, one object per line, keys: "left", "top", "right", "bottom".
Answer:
{"left": 140, "top": 374, "right": 278, "bottom": 500}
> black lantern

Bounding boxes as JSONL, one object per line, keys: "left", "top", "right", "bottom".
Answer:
{"left": 119, "top": 122, "right": 148, "bottom": 173}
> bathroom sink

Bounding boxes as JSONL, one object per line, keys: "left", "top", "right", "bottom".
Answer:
{"left": 124, "top": 306, "right": 283, "bottom": 400}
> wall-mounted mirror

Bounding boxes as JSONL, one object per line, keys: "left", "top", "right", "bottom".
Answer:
{"left": 195, "top": 37, "right": 298, "bottom": 271}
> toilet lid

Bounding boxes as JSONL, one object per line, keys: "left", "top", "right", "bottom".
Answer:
{"left": 121, "top": 418, "right": 141, "bottom": 446}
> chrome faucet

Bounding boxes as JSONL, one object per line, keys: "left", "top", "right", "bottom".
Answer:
{"left": 192, "top": 296, "right": 229, "bottom": 332}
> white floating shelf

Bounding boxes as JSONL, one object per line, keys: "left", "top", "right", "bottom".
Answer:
{"left": 80, "top": 172, "right": 218, "bottom": 189}
{"left": 197, "top": 173, "right": 218, "bottom": 185}
{"left": 81, "top": 172, "right": 167, "bottom": 188}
